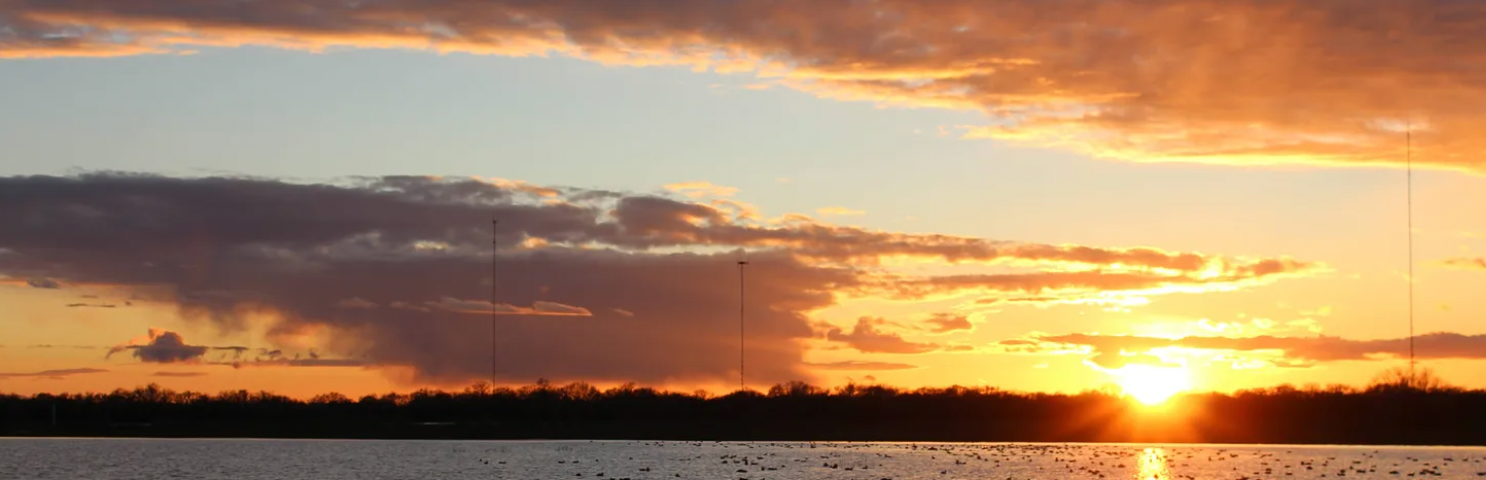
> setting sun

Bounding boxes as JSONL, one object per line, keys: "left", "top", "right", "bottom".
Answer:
{"left": 1115, "top": 365, "right": 1192, "bottom": 405}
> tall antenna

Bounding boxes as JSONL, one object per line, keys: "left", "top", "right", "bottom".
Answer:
{"left": 738, "top": 251, "right": 749, "bottom": 392}
{"left": 499, "top": 219, "right": 505, "bottom": 389}
{"left": 1406, "top": 122, "right": 1416, "bottom": 378}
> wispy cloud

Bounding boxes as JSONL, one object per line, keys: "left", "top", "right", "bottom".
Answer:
{"left": 65, "top": 302, "right": 117, "bottom": 308}
{"left": 151, "top": 371, "right": 209, "bottom": 378}
{"left": 806, "top": 360, "right": 919, "bottom": 371}
{"left": 28, "top": 344, "right": 103, "bottom": 350}
{"left": 221, "top": 358, "right": 368, "bottom": 369}
{"left": 1441, "top": 257, "right": 1486, "bottom": 270}
{"left": 0, "top": 368, "right": 108, "bottom": 379}
{"left": 425, "top": 297, "right": 594, "bottom": 317}
{"left": 869, "top": 261, "right": 1319, "bottom": 306}
{"left": 816, "top": 207, "right": 865, "bottom": 217}
{"left": 1003, "top": 331, "right": 1486, "bottom": 369}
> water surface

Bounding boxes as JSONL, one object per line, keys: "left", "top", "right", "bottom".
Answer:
{"left": 2, "top": 439, "right": 1484, "bottom": 479}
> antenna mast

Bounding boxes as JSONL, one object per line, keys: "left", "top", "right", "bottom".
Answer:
{"left": 499, "top": 219, "right": 505, "bottom": 389}
{"left": 738, "top": 252, "right": 748, "bottom": 392}
{"left": 1406, "top": 122, "right": 1416, "bottom": 378}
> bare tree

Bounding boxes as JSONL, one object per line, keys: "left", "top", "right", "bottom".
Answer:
{"left": 1368, "top": 365, "right": 1451, "bottom": 393}
{"left": 463, "top": 381, "right": 493, "bottom": 396}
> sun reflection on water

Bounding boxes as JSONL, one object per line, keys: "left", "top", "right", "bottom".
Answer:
{"left": 1137, "top": 447, "right": 1171, "bottom": 480}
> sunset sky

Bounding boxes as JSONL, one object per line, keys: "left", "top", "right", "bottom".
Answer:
{"left": 2, "top": 0, "right": 1485, "bottom": 399}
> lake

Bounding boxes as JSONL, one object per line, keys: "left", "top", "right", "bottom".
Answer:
{"left": 1, "top": 439, "right": 1483, "bottom": 479}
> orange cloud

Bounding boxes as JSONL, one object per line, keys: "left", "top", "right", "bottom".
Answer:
{"left": 923, "top": 313, "right": 974, "bottom": 334}
{"left": 1005, "top": 331, "right": 1486, "bottom": 369}
{"left": 824, "top": 317, "right": 941, "bottom": 354}
{"left": 663, "top": 181, "right": 739, "bottom": 199}
{"left": 6, "top": 1, "right": 1485, "bottom": 170}
{"left": 816, "top": 206, "right": 866, "bottom": 216}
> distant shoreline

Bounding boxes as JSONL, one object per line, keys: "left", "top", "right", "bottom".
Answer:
{"left": 7, "top": 382, "right": 1486, "bottom": 446}
{"left": 3, "top": 433, "right": 1485, "bottom": 449}
{"left": 5, "top": 422, "right": 1486, "bottom": 447}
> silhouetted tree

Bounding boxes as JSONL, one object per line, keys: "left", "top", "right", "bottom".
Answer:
{"left": 3, "top": 367, "right": 1484, "bottom": 444}
{"left": 310, "top": 392, "right": 352, "bottom": 404}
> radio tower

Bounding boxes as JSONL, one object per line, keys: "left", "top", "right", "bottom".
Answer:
{"left": 499, "top": 219, "right": 505, "bottom": 389}
{"left": 1406, "top": 123, "right": 1416, "bottom": 379}
{"left": 738, "top": 252, "right": 748, "bottom": 392}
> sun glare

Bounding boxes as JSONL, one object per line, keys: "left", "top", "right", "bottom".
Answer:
{"left": 1115, "top": 364, "right": 1191, "bottom": 405}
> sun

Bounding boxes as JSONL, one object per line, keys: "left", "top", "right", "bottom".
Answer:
{"left": 1115, "top": 364, "right": 1191, "bottom": 405}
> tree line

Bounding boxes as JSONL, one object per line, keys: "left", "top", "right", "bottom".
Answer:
{"left": 2, "top": 367, "right": 1482, "bottom": 445}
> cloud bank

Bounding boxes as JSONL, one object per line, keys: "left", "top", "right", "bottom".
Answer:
{"left": 0, "top": 173, "right": 1315, "bottom": 386}
{"left": 3, "top": 1, "right": 1484, "bottom": 170}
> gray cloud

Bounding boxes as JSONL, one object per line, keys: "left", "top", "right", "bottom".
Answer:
{"left": 27, "top": 277, "right": 60, "bottom": 289}
{"left": 106, "top": 329, "right": 211, "bottom": 363}
{"left": 0, "top": 173, "right": 1298, "bottom": 274}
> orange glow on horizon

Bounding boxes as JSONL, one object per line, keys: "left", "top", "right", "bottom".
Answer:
{"left": 1114, "top": 364, "right": 1192, "bottom": 406}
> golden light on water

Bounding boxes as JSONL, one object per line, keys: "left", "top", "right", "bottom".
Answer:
{"left": 1115, "top": 365, "right": 1191, "bottom": 406}
{"left": 1138, "top": 447, "right": 1171, "bottom": 480}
